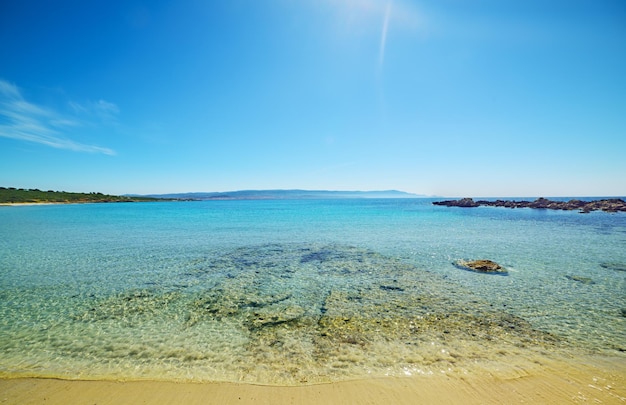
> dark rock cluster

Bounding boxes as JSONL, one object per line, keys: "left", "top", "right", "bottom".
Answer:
{"left": 453, "top": 259, "right": 508, "bottom": 275}
{"left": 433, "top": 197, "right": 626, "bottom": 213}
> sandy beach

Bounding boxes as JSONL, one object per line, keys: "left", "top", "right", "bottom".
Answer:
{"left": 1, "top": 355, "right": 624, "bottom": 405}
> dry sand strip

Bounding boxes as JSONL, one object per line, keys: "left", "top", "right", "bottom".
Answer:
{"left": 1, "top": 359, "right": 625, "bottom": 405}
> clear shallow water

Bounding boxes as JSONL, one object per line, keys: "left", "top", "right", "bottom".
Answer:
{"left": 0, "top": 199, "right": 624, "bottom": 384}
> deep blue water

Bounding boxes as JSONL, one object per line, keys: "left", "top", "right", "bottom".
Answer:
{"left": 1, "top": 199, "right": 624, "bottom": 384}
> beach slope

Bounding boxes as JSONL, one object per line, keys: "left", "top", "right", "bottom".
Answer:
{"left": 2, "top": 356, "right": 624, "bottom": 405}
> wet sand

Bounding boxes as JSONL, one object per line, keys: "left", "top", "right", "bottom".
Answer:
{"left": 2, "top": 356, "right": 624, "bottom": 405}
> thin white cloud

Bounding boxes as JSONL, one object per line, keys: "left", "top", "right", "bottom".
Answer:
{"left": 68, "top": 100, "right": 90, "bottom": 115}
{"left": 0, "top": 79, "right": 116, "bottom": 155}
{"left": 69, "top": 99, "right": 120, "bottom": 122}
{"left": 50, "top": 118, "right": 82, "bottom": 127}
{"left": 95, "top": 99, "right": 120, "bottom": 115}
{"left": 0, "top": 80, "right": 21, "bottom": 99}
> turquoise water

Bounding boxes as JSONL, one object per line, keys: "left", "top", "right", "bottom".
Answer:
{"left": 0, "top": 199, "right": 625, "bottom": 384}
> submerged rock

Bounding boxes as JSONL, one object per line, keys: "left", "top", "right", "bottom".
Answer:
{"left": 248, "top": 305, "right": 306, "bottom": 330}
{"left": 600, "top": 262, "right": 626, "bottom": 272}
{"left": 454, "top": 259, "right": 508, "bottom": 275}
{"left": 379, "top": 284, "right": 405, "bottom": 292}
{"left": 64, "top": 244, "right": 569, "bottom": 384}
{"left": 565, "top": 275, "right": 595, "bottom": 285}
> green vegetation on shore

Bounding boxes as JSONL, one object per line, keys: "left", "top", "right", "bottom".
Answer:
{"left": 0, "top": 187, "right": 159, "bottom": 204}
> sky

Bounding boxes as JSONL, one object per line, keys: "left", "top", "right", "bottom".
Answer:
{"left": 0, "top": 0, "right": 625, "bottom": 197}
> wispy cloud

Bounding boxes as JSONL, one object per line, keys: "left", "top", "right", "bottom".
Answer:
{"left": 69, "top": 99, "right": 120, "bottom": 122}
{"left": 0, "top": 79, "right": 116, "bottom": 155}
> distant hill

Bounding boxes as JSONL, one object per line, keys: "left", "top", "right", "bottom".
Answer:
{"left": 143, "top": 189, "right": 423, "bottom": 200}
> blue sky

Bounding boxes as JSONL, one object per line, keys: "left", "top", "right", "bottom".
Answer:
{"left": 1, "top": 0, "right": 624, "bottom": 197}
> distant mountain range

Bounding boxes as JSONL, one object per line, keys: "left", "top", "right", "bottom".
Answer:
{"left": 140, "top": 189, "right": 424, "bottom": 200}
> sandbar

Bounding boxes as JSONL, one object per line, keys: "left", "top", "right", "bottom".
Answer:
{"left": 1, "top": 355, "right": 624, "bottom": 405}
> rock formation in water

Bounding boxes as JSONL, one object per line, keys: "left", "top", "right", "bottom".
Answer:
{"left": 433, "top": 197, "right": 626, "bottom": 213}
{"left": 453, "top": 259, "right": 508, "bottom": 275}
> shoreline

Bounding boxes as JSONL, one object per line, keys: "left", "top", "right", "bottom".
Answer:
{"left": 0, "top": 200, "right": 151, "bottom": 206}
{"left": 1, "top": 355, "right": 625, "bottom": 404}
{"left": 0, "top": 202, "right": 78, "bottom": 206}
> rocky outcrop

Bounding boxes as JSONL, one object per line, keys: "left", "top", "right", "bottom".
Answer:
{"left": 434, "top": 198, "right": 626, "bottom": 213}
{"left": 440, "top": 197, "right": 480, "bottom": 207}
{"left": 453, "top": 259, "right": 508, "bottom": 275}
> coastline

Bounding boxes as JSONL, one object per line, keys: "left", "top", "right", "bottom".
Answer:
{"left": 0, "top": 201, "right": 149, "bottom": 206}
{"left": 0, "top": 202, "right": 75, "bottom": 206}
{"left": 1, "top": 355, "right": 624, "bottom": 404}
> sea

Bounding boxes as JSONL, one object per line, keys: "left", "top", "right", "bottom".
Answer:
{"left": 0, "top": 198, "right": 624, "bottom": 384}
